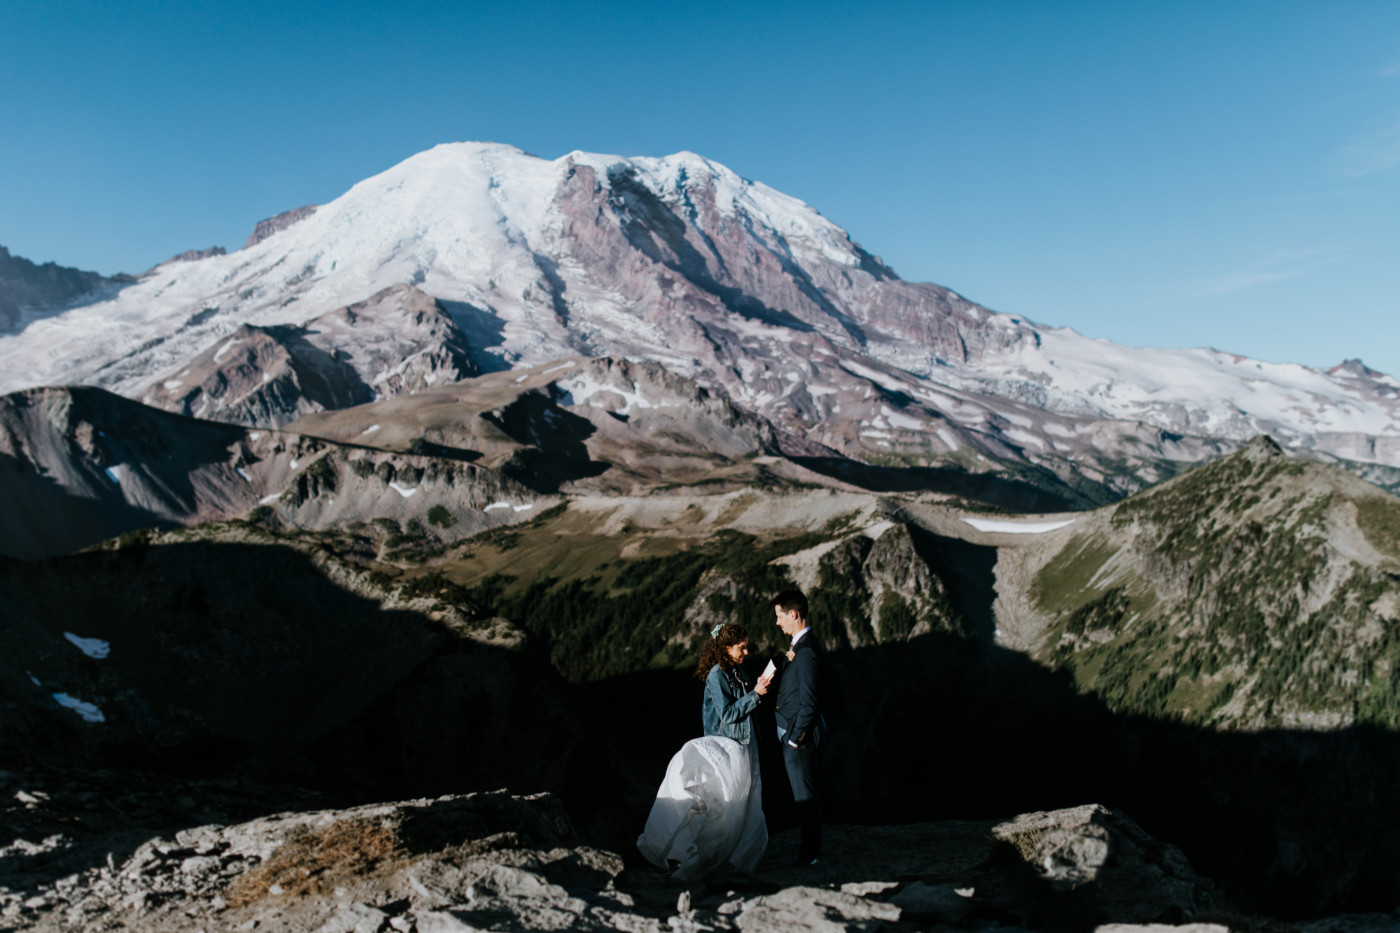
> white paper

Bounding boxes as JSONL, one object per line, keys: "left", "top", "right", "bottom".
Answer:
{"left": 762, "top": 660, "right": 777, "bottom": 680}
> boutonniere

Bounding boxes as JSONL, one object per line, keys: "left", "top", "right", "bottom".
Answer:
{"left": 785, "top": 649, "right": 795, "bottom": 662}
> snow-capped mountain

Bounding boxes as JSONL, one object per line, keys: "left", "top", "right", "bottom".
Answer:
{"left": 2, "top": 142, "right": 1397, "bottom": 497}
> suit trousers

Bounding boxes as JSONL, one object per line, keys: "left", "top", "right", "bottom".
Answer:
{"left": 781, "top": 739, "right": 821, "bottom": 859}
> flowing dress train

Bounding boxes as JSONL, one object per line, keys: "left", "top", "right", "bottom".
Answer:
{"left": 636, "top": 734, "right": 767, "bottom": 881}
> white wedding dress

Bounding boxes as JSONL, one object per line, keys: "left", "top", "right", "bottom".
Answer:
{"left": 636, "top": 735, "right": 767, "bottom": 880}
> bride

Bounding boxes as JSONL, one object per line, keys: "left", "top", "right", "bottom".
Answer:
{"left": 637, "top": 623, "right": 773, "bottom": 881}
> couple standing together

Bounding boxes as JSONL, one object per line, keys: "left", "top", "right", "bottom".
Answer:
{"left": 637, "top": 588, "right": 823, "bottom": 881}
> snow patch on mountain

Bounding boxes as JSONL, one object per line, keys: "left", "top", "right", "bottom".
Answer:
{"left": 64, "top": 633, "right": 111, "bottom": 659}
{"left": 963, "top": 517, "right": 1076, "bottom": 534}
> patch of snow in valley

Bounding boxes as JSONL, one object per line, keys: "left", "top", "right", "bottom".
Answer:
{"left": 362, "top": 424, "right": 381, "bottom": 435}
{"left": 52, "top": 693, "right": 105, "bottom": 723}
{"left": 249, "top": 432, "right": 262, "bottom": 440}
{"left": 514, "top": 503, "right": 533, "bottom": 511}
{"left": 63, "top": 633, "right": 111, "bottom": 659}
{"left": 484, "top": 501, "right": 512, "bottom": 511}
{"left": 236, "top": 467, "right": 251, "bottom": 481}
{"left": 388, "top": 481, "right": 417, "bottom": 498}
{"left": 540, "top": 360, "right": 576, "bottom": 375}
{"left": 104, "top": 465, "right": 123, "bottom": 484}
{"left": 937, "top": 428, "right": 959, "bottom": 451}
{"left": 259, "top": 493, "right": 281, "bottom": 504}
{"left": 962, "top": 517, "right": 1076, "bottom": 534}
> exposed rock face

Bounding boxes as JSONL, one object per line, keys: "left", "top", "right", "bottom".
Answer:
{"left": 767, "top": 520, "right": 970, "bottom": 645}
{"left": 288, "top": 355, "right": 793, "bottom": 495}
{"left": 0, "top": 245, "right": 131, "bottom": 331}
{"left": 0, "top": 385, "right": 541, "bottom": 560}
{"left": 305, "top": 285, "right": 479, "bottom": 399}
{"left": 243, "top": 204, "right": 318, "bottom": 248}
{"left": 0, "top": 385, "right": 257, "bottom": 560}
{"left": 140, "top": 285, "right": 478, "bottom": 428}
{"left": 153, "top": 247, "right": 228, "bottom": 269}
{"left": 140, "top": 322, "right": 374, "bottom": 426}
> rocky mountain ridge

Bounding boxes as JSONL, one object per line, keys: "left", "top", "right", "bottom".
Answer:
{"left": 987, "top": 437, "right": 1400, "bottom": 731}
{"left": 0, "top": 245, "right": 134, "bottom": 332}
{"left": 137, "top": 284, "right": 479, "bottom": 427}
{"left": 0, "top": 384, "right": 543, "bottom": 561}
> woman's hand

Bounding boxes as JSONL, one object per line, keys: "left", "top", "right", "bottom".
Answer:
{"left": 754, "top": 673, "right": 772, "bottom": 696}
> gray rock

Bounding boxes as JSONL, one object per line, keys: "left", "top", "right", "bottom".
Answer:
{"left": 313, "top": 902, "right": 390, "bottom": 933}
{"left": 993, "top": 804, "right": 1218, "bottom": 923}
{"left": 467, "top": 864, "right": 570, "bottom": 902}
{"left": 179, "top": 855, "right": 220, "bottom": 876}
{"left": 244, "top": 204, "right": 319, "bottom": 249}
{"left": 735, "top": 886, "right": 901, "bottom": 932}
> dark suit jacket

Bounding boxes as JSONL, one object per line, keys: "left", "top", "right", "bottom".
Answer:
{"left": 776, "top": 629, "right": 822, "bottom": 748}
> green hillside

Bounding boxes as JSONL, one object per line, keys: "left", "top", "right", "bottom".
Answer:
{"left": 1029, "top": 438, "right": 1400, "bottom": 728}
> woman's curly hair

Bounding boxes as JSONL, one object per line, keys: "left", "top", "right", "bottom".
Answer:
{"left": 695, "top": 622, "right": 749, "bottom": 682}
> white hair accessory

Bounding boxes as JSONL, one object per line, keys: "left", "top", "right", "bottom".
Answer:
{"left": 711, "top": 624, "right": 724, "bottom": 638}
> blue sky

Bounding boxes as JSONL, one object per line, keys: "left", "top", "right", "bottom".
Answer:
{"left": 3, "top": 1, "right": 1398, "bottom": 377}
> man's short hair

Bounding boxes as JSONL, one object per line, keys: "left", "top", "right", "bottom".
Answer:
{"left": 771, "top": 588, "right": 809, "bottom": 621}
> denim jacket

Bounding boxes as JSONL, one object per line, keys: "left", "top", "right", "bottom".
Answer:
{"left": 701, "top": 663, "right": 759, "bottom": 745}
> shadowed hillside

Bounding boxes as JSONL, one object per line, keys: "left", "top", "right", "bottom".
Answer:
{"left": 6, "top": 509, "right": 1400, "bottom": 919}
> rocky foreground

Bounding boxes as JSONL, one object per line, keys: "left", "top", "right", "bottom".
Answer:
{"left": 2, "top": 767, "right": 1395, "bottom": 933}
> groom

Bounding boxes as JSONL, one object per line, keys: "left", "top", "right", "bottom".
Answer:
{"left": 771, "top": 588, "right": 823, "bottom": 866}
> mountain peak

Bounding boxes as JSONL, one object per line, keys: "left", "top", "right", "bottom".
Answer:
{"left": 1329, "top": 358, "right": 1385, "bottom": 380}
{"left": 1240, "top": 435, "right": 1286, "bottom": 460}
